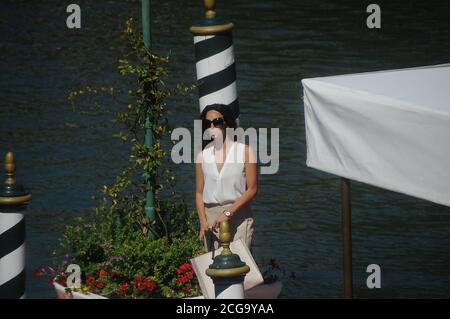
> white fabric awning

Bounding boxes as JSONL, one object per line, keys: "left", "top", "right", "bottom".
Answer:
{"left": 302, "top": 64, "right": 450, "bottom": 207}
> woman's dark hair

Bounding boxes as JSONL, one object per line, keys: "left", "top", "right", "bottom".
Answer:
{"left": 200, "top": 104, "right": 238, "bottom": 149}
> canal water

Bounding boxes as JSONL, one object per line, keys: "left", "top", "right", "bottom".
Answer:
{"left": 1, "top": 0, "right": 449, "bottom": 298}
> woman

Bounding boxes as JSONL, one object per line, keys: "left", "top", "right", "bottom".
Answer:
{"left": 195, "top": 103, "right": 258, "bottom": 252}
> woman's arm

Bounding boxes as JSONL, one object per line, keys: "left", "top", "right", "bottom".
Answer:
{"left": 212, "top": 144, "right": 258, "bottom": 229}
{"left": 195, "top": 158, "right": 209, "bottom": 240}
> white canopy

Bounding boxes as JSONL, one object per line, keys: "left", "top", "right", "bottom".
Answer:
{"left": 302, "top": 64, "right": 450, "bottom": 207}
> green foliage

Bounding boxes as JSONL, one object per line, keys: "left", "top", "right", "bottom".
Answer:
{"left": 56, "top": 18, "right": 202, "bottom": 298}
{"left": 59, "top": 208, "right": 202, "bottom": 298}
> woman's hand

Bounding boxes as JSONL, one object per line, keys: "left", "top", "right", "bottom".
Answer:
{"left": 199, "top": 220, "right": 210, "bottom": 241}
{"left": 212, "top": 213, "right": 230, "bottom": 230}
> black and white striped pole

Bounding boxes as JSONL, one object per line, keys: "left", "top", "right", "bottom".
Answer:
{"left": 0, "top": 152, "right": 31, "bottom": 299}
{"left": 190, "top": 0, "right": 240, "bottom": 123}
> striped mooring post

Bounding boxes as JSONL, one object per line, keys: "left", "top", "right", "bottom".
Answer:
{"left": 0, "top": 152, "right": 31, "bottom": 299}
{"left": 190, "top": 0, "right": 240, "bottom": 122}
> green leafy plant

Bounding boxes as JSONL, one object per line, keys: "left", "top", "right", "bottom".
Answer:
{"left": 39, "top": 18, "right": 203, "bottom": 298}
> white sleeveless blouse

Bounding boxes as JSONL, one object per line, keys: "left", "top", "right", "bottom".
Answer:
{"left": 202, "top": 141, "right": 246, "bottom": 205}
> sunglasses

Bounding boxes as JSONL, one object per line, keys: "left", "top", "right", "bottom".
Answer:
{"left": 203, "top": 117, "right": 225, "bottom": 129}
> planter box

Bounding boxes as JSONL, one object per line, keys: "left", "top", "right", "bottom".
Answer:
{"left": 54, "top": 282, "right": 107, "bottom": 299}
{"left": 53, "top": 281, "right": 282, "bottom": 299}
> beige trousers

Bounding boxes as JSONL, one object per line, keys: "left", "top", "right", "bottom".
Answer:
{"left": 203, "top": 203, "right": 254, "bottom": 252}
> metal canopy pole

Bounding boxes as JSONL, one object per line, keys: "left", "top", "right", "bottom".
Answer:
{"left": 141, "top": 0, "right": 155, "bottom": 239}
{"left": 341, "top": 177, "right": 353, "bottom": 298}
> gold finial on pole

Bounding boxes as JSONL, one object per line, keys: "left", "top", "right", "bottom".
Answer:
{"left": 204, "top": 0, "right": 216, "bottom": 19}
{"left": 4, "top": 152, "right": 16, "bottom": 186}
{"left": 190, "top": 0, "right": 234, "bottom": 35}
{"left": 205, "top": 220, "right": 250, "bottom": 279}
{"left": 0, "top": 152, "right": 32, "bottom": 206}
{"left": 219, "top": 220, "right": 232, "bottom": 255}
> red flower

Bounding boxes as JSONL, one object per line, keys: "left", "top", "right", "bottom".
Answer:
{"left": 133, "top": 276, "right": 156, "bottom": 293}
{"left": 133, "top": 276, "right": 145, "bottom": 291}
{"left": 182, "top": 287, "right": 190, "bottom": 294}
{"left": 86, "top": 276, "right": 95, "bottom": 287}
{"left": 97, "top": 269, "right": 108, "bottom": 278}
{"left": 134, "top": 276, "right": 146, "bottom": 291}
{"left": 56, "top": 275, "right": 67, "bottom": 286}
{"left": 177, "top": 276, "right": 188, "bottom": 284}
{"left": 95, "top": 281, "right": 105, "bottom": 290}
{"left": 145, "top": 280, "right": 156, "bottom": 292}
{"left": 179, "top": 263, "right": 192, "bottom": 273}
{"left": 119, "top": 283, "right": 129, "bottom": 296}
{"left": 34, "top": 269, "right": 43, "bottom": 278}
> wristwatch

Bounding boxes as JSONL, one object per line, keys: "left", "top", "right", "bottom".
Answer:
{"left": 223, "top": 210, "right": 233, "bottom": 218}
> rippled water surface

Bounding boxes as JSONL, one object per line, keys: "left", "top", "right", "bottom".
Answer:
{"left": 1, "top": 0, "right": 449, "bottom": 298}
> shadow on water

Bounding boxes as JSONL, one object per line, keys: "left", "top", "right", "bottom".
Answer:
{"left": 0, "top": 0, "right": 449, "bottom": 298}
